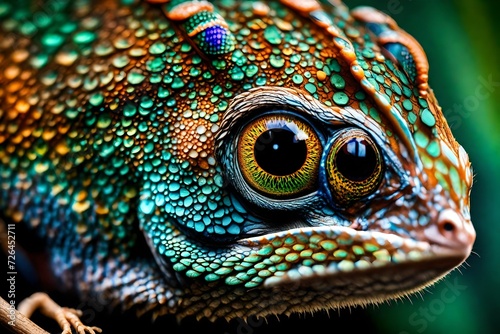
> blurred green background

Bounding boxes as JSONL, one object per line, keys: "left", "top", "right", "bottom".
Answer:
{"left": 348, "top": 0, "right": 500, "bottom": 333}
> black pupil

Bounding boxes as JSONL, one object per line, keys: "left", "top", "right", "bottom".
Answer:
{"left": 336, "top": 138, "right": 377, "bottom": 181}
{"left": 254, "top": 128, "right": 307, "bottom": 176}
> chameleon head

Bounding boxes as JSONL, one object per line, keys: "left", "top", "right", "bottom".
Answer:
{"left": 137, "top": 1, "right": 475, "bottom": 321}
{"left": 0, "top": 0, "right": 476, "bottom": 325}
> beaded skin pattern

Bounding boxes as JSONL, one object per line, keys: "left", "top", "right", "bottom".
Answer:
{"left": 0, "top": 0, "right": 475, "bottom": 323}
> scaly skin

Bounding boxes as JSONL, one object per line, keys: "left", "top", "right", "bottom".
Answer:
{"left": 0, "top": 0, "right": 475, "bottom": 324}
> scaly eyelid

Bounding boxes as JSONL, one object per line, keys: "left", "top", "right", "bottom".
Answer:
{"left": 216, "top": 86, "right": 398, "bottom": 169}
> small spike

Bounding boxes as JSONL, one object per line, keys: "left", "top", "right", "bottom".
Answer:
{"left": 280, "top": 0, "right": 322, "bottom": 13}
{"left": 165, "top": 0, "right": 214, "bottom": 21}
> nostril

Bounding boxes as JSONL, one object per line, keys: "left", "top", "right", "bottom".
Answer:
{"left": 439, "top": 219, "right": 460, "bottom": 243}
{"left": 442, "top": 221, "right": 455, "bottom": 232}
{"left": 424, "top": 209, "right": 475, "bottom": 253}
{"left": 438, "top": 210, "right": 461, "bottom": 239}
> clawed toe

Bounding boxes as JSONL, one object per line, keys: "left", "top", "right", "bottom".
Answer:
{"left": 18, "top": 292, "right": 102, "bottom": 334}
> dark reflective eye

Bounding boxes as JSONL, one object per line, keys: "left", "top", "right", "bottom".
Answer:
{"left": 326, "top": 128, "right": 383, "bottom": 205}
{"left": 336, "top": 138, "right": 378, "bottom": 182}
{"left": 254, "top": 129, "right": 307, "bottom": 176}
{"left": 238, "top": 114, "right": 322, "bottom": 198}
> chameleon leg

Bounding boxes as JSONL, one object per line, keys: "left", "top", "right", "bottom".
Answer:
{"left": 18, "top": 292, "right": 102, "bottom": 334}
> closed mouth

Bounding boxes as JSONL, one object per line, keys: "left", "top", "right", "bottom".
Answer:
{"left": 236, "top": 225, "right": 469, "bottom": 290}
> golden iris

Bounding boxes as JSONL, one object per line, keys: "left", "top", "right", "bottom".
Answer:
{"left": 238, "top": 115, "right": 322, "bottom": 198}
{"left": 326, "top": 128, "right": 383, "bottom": 205}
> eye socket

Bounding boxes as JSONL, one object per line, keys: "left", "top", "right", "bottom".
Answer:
{"left": 382, "top": 42, "right": 417, "bottom": 82}
{"left": 326, "top": 128, "right": 383, "bottom": 205}
{"left": 238, "top": 114, "right": 322, "bottom": 198}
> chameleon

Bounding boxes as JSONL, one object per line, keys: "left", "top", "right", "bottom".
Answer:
{"left": 0, "top": 0, "right": 476, "bottom": 332}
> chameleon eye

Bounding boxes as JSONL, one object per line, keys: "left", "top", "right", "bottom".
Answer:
{"left": 238, "top": 114, "right": 322, "bottom": 198}
{"left": 326, "top": 128, "right": 383, "bottom": 205}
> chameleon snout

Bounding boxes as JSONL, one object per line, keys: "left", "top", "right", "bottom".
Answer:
{"left": 424, "top": 208, "right": 476, "bottom": 259}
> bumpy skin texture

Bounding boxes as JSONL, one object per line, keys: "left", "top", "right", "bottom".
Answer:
{"left": 0, "top": 0, "right": 475, "bottom": 322}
